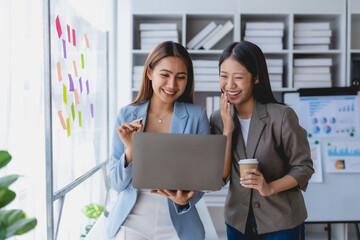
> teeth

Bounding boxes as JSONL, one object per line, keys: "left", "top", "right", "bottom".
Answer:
{"left": 228, "top": 91, "right": 240, "bottom": 96}
{"left": 163, "top": 89, "right": 176, "bottom": 95}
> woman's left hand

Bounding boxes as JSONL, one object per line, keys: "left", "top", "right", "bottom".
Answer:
{"left": 150, "top": 190, "right": 194, "bottom": 205}
{"left": 240, "top": 169, "right": 273, "bottom": 197}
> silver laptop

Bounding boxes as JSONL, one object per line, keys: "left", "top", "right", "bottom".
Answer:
{"left": 132, "top": 132, "right": 226, "bottom": 191}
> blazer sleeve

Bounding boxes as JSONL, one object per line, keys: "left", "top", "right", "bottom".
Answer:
{"left": 108, "top": 108, "right": 133, "bottom": 192}
{"left": 281, "top": 107, "right": 314, "bottom": 191}
{"left": 173, "top": 107, "right": 209, "bottom": 214}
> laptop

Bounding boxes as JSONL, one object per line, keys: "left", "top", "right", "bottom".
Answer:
{"left": 132, "top": 132, "right": 226, "bottom": 191}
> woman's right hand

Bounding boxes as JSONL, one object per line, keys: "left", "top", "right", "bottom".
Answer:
{"left": 220, "top": 93, "right": 234, "bottom": 135}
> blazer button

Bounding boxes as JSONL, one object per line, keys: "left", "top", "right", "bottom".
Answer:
{"left": 253, "top": 202, "right": 260, "bottom": 208}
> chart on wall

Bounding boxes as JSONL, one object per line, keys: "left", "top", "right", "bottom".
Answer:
{"left": 50, "top": 0, "right": 108, "bottom": 191}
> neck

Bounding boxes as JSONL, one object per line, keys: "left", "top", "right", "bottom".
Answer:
{"left": 235, "top": 97, "right": 255, "bottom": 119}
{"left": 149, "top": 97, "right": 174, "bottom": 114}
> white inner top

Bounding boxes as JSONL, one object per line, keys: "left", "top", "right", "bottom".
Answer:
{"left": 238, "top": 116, "right": 251, "bottom": 147}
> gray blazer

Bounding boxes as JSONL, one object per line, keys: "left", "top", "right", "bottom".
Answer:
{"left": 210, "top": 101, "right": 314, "bottom": 234}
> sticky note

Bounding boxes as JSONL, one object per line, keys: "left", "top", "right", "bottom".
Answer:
{"left": 56, "top": 62, "right": 62, "bottom": 81}
{"left": 67, "top": 25, "right": 71, "bottom": 43}
{"left": 84, "top": 34, "right": 90, "bottom": 48}
{"left": 71, "top": 102, "right": 75, "bottom": 121}
{"left": 79, "top": 77, "right": 83, "bottom": 93}
{"left": 90, "top": 104, "right": 94, "bottom": 118}
{"left": 81, "top": 54, "right": 84, "bottom": 69}
{"left": 79, "top": 111, "right": 82, "bottom": 127}
{"left": 86, "top": 80, "right": 89, "bottom": 95}
{"left": 62, "top": 39, "right": 67, "bottom": 59}
{"left": 58, "top": 111, "right": 66, "bottom": 129}
{"left": 72, "top": 29, "right": 76, "bottom": 46}
{"left": 74, "top": 89, "right": 80, "bottom": 105}
{"left": 73, "top": 60, "right": 78, "bottom": 77}
{"left": 66, "top": 118, "right": 71, "bottom": 137}
{"left": 55, "top": 15, "right": 62, "bottom": 38}
{"left": 68, "top": 74, "right": 74, "bottom": 91}
{"left": 63, "top": 84, "right": 67, "bottom": 104}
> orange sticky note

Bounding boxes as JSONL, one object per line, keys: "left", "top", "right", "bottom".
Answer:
{"left": 74, "top": 89, "right": 80, "bottom": 105}
{"left": 56, "top": 62, "right": 62, "bottom": 81}
{"left": 73, "top": 60, "right": 78, "bottom": 77}
{"left": 58, "top": 111, "right": 67, "bottom": 129}
{"left": 84, "top": 34, "right": 90, "bottom": 48}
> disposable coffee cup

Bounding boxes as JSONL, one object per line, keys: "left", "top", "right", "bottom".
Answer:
{"left": 238, "top": 159, "right": 259, "bottom": 177}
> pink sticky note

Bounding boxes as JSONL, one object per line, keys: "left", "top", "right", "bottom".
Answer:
{"left": 72, "top": 29, "right": 76, "bottom": 46}
{"left": 84, "top": 34, "right": 90, "bottom": 48}
{"left": 68, "top": 74, "right": 74, "bottom": 91}
{"left": 73, "top": 60, "right": 78, "bottom": 77}
{"left": 55, "top": 15, "right": 62, "bottom": 38}
{"left": 56, "top": 62, "right": 62, "bottom": 82}
{"left": 67, "top": 25, "right": 71, "bottom": 43}
{"left": 74, "top": 89, "right": 80, "bottom": 105}
{"left": 58, "top": 111, "right": 67, "bottom": 130}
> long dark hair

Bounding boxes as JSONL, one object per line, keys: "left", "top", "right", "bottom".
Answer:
{"left": 132, "top": 41, "right": 194, "bottom": 105}
{"left": 219, "top": 41, "right": 279, "bottom": 104}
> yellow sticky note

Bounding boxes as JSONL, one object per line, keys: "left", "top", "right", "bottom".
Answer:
{"left": 71, "top": 102, "right": 75, "bottom": 121}
{"left": 66, "top": 118, "right": 71, "bottom": 137}
{"left": 79, "top": 111, "right": 82, "bottom": 127}
{"left": 63, "top": 84, "right": 67, "bottom": 104}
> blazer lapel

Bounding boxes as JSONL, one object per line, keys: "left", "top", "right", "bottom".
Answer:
{"left": 132, "top": 101, "right": 149, "bottom": 132}
{"left": 170, "top": 101, "right": 188, "bottom": 134}
{"left": 246, "top": 101, "right": 268, "bottom": 158}
{"left": 232, "top": 105, "right": 247, "bottom": 160}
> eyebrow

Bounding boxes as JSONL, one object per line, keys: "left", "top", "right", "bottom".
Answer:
{"left": 220, "top": 70, "right": 245, "bottom": 75}
{"left": 159, "top": 69, "right": 187, "bottom": 75}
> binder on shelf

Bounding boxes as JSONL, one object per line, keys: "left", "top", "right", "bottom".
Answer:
{"left": 187, "top": 21, "right": 217, "bottom": 49}
{"left": 139, "top": 23, "right": 177, "bottom": 31}
{"left": 202, "top": 21, "right": 234, "bottom": 50}
{"left": 193, "top": 24, "right": 223, "bottom": 50}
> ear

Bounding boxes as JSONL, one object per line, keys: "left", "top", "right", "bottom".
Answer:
{"left": 146, "top": 67, "right": 152, "bottom": 81}
{"left": 254, "top": 75, "right": 259, "bottom": 84}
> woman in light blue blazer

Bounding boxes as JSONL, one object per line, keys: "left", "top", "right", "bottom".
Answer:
{"left": 107, "top": 41, "right": 210, "bottom": 240}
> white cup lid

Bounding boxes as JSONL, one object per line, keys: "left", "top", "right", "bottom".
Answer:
{"left": 238, "top": 158, "right": 258, "bottom": 164}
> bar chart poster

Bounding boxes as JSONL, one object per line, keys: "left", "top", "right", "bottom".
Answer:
{"left": 323, "top": 138, "right": 360, "bottom": 173}
{"left": 298, "top": 96, "right": 359, "bottom": 138}
{"left": 309, "top": 142, "right": 323, "bottom": 182}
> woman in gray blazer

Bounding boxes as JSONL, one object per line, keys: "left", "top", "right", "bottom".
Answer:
{"left": 210, "top": 41, "right": 314, "bottom": 239}
{"left": 107, "top": 41, "right": 209, "bottom": 240}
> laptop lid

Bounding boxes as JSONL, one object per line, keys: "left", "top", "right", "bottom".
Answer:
{"left": 132, "top": 132, "right": 226, "bottom": 191}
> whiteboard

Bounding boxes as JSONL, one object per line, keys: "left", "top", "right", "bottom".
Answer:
{"left": 283, "top": 88, "right": 360, "bottom": 222}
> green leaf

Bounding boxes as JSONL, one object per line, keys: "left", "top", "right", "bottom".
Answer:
{"left": 5, "top": 218, "right": 37, "bottom": 237}
{"left": 0, "top": 151, "right": 11, "bottom": 169}
{"left": 0, "top": 210, "right": 25, "bottom": 226}
{"left": 81, "top": 203, "right": 104, "bottom": 219}
{"left": 0, "top": 175, "right": 19, "bottom": 188}
{"left": 0, "top": 221, "right": 6, "bottom": 240}
{"left": 0, "top": 189, "right": 16, "bottom": 208}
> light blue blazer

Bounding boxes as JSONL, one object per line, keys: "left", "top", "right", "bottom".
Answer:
{"left": 107, "top": 100, "right": 210, "bottom": 240}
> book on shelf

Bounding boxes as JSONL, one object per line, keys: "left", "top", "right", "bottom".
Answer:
{"left": 245, "top": 22, "right": 285, "bottom": 30}
{"left": 294, "top": 58, "right": 332, "bottom": 67}
{"left": 244, "top": 36, "right": 282, "bottom": 44}
{"left": 206, "top": 96, "right": 213, "bottom": 119}
{"left": 257, "top": 43, "right": 283, "bottom": 51}
{"left": 193, "top": 24, "right": 223, "bottom": 50}
{"left": 187, "top": 21, "right": 217, "bottom": 49}
{"left": 140, "top": 30, "right": 179, "bottom": 38}
{"left": 294, "top": 44, "right": 329, "bottom": 50}
{"left": 294, "top": 22, "right": 330, "bottom": 31}
{"left": 294, "top": 80, "right": 332, "bottom": 88}
{"left": 294, "top": 37, "right": 330, "bottom": 44}
{"left": 140, "top": 37, "right": 178, "bottom": 44}
{"left": 270, "top": 80, "right": 283, "bottom": 89}
{"left": 139, "top": 23, "right": 177, "bottom": 31}
{"left": 192, "top": 60, "right": 218, "bottom": 68}
{"left": 195, "top": 82, "right": 220, "bottom": 90}
{"left": 294, "top": 30, "right": 332, "bottom": 37}
{"left": 244, "top": 29, "right": 284, "bottom": 37}
{"left": 269, "top": 74, "right": 283, "bottom": 82}
{"left": 202, "top": 21, "right": 234, "bottom": 50}
{"left": 267, "top": 66, "right": 283, "bottom": 74}
{"left": 194, "top": 67, "right": 219, "bottom": 75}
{"left": 294, "top": 73, "right": 331, "bottom": 81}
{"left": 266, "top": 59, "right": 283, "bottom": 66}
{"left": 195, "top": 75, "right": 219, "bottom": 81}
{"left": 293, "top": 67, "right": 330, "bottom": 74}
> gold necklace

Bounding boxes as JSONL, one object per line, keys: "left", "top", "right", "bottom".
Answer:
{"left": 149, "top": 108, "right": 173, "bottom": 124}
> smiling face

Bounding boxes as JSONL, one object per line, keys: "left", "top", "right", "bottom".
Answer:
{"left": 220, "top": 57, "right": 259, "bottom": 107}
{"left": 147, "top": 56, "right": 188, "bottom": 105}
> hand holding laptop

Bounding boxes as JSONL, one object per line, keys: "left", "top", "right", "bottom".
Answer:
{"left": 150, "top": 190, "right": 194, "bottom": 205}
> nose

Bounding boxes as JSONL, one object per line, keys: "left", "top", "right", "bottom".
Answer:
{"left": 225, "top": 76, "right": 236, "bottom": 89}
{"left": 167, "top": 76, "right": 177, "bottom": 89}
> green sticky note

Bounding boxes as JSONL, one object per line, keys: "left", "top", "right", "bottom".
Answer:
{"left": 327, "top": 142, "right": 331, "bottom": 146}
{"left": 71, "top": 103, "right": 75, "bottom": 121}
{"left": 81, "top": 54, "right": 84, "bottom": 69}
{"left": 350, "top": 132, "right": 354, "bottom": 137}
{"left": 66, "top": 118, "right": 71, "bottom": 137}
{"left": 315, "top": 140, "right": 319, "bottom": 145}
{"left": 308, "top": 133, "right": 312, "bottom": 138}
{"left": 79, "top": 111, "right": 82, "bottom": 127}
{"left": 63, "top": 84, "right": 67, "bottom": 104}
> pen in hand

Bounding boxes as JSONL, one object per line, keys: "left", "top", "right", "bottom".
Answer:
{"left": 134, "top": 117, "right": 143, "bottom": 131}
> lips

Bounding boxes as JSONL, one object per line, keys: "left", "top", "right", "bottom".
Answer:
{"left": 227, "top": 90, "right": 241, "bottom": 99}
{"left": 162, "top": 88, "right": 176, "bottom": 96}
